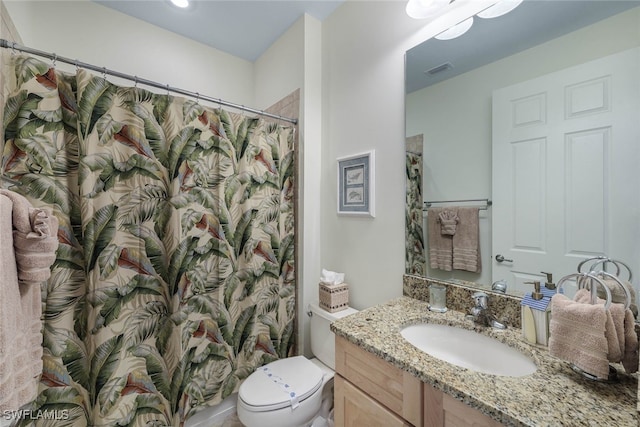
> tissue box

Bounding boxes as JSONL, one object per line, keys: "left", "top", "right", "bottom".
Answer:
{"left": 319, "top": 282, "right": 349, "bottom": 313}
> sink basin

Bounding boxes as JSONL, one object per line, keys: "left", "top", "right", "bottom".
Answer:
{"left": 400, "top": 323, "right": 536, "bottom": 377}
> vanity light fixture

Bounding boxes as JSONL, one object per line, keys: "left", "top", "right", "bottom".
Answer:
{"left": 407, "top": 0, "right": 523, "bottom": 41}
{"left": 405, "top": 0, "right": 450, "bottom": 20}
{"left": 477, "top": 0, "right": 523, "bottom": 19}
{"left": 170, "top": 0, "right": 190, "bottom": 8}
{"left": 435, "top": 17, "right": 474, "bottom": 40}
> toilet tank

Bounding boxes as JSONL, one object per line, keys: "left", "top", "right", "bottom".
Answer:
{"left": 309, "top": 302, "right": 358, "bottom": 370}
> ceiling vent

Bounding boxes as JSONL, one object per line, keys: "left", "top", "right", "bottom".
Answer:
{"left": 425, "top": 62, "right": 453, "bottom": 76}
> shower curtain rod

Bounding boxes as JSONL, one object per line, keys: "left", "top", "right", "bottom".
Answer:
{"left": 0, "top": 39, "right": 298, "bottom": 125}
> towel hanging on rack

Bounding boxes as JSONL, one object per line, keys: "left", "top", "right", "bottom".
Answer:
{"left": 452, "top": 207, "right": 481, "bottom": 273}
{"left": 427, "top": 207, "right": 453, "bottom": 271}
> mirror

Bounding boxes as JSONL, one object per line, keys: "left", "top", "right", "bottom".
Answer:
{"left": 405, "top": 1, "right": 640, "bottom": 297}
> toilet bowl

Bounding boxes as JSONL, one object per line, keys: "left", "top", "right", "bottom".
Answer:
{"left": 237, "top": 302, "right": 358, "bottom": 427}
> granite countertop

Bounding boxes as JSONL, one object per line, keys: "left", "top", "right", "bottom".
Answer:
{"left": 331, "top": 296, "right": 638, "bottom": 427}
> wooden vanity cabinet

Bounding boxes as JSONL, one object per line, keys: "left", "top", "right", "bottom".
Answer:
{"left": 334, "top": 336, "right": 504, "bottom": 427}
{"left": 334, "top": 336, "right": 422, "bottom": 426}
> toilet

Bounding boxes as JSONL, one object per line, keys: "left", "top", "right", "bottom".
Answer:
{"left": 237, "top": 302, "right": 358, "bottom": 427}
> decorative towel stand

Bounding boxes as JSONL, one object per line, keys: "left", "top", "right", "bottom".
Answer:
{"left": 577, "top": 256, "right": 633, "bottom": 282}
{"left": 556, "top": 272, "right": 612, "bottom": 309}
{"left": 554, "top": 257, "right": 636, "bottom": 382}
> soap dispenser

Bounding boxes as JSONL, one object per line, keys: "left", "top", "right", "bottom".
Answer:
{"left": 521, "top": 280, "right": 553, "bottom": 346}
{"left": 541, "top": 271, "right": 556, "bottom": 291}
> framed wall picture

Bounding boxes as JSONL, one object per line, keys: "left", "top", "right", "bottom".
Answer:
{"left": 337, "top": 150, "right": 375, "bottom": 217}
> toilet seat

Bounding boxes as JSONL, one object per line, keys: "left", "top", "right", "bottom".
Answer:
{"left": 238, "top": 356, "right": 324, "bottom": 412}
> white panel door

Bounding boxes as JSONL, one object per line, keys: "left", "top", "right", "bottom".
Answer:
{"left": 492, "top": 48, "right": 640, "bottom": 297}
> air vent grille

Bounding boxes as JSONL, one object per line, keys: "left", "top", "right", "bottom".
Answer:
{"left": 425, "top": 62, "right": 453, "bottom": 76}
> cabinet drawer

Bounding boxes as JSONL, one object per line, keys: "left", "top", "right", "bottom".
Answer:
{"left": 335, "top": 336, "right": 422, "bottom": 426}
{"left": 335, "top": 375, "right": 411, "bottom": 427}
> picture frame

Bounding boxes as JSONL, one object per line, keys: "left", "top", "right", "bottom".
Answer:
{"left": 337, "top": 150, "right": 375, "bottom": 217}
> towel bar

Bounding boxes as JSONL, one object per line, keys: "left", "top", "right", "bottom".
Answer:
{"left": 423, "top": 198, "right": 492, "bottom": 210}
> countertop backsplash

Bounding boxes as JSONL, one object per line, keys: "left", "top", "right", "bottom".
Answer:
{"left": 403, "top": 274, "right": 522, "bottom": 328}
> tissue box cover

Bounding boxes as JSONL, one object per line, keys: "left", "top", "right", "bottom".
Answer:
{"left": 319, "top": 282, "right": 349, "bottom": 313}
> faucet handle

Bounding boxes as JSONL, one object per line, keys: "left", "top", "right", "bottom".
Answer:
{"left": 472, "top": 291, "right": 488, "bottom": 308}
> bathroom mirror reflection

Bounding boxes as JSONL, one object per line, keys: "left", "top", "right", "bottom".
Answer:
{"left": 405, "top": 1, "right": 640, "bottom": 298}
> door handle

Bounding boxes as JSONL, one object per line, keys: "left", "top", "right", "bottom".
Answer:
{"left": 495, "top": 254, "right": 513, "bottom": 263}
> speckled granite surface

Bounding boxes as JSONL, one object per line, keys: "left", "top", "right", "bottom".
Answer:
{"left": 331, "top": 297, "right": 638, "bottom": 427}
{"left": 403, "top": 274, "right": 523, "bottom": 328}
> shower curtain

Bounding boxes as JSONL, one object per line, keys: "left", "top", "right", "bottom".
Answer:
{"left": 2, "top": 54, "right": 296, "bottom": 427}
{"left": 405, "top": 142, "right": 425, "bottom": 276}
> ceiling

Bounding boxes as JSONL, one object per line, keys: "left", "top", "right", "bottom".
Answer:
{"left": 94, "top": 0, "right": 344, "bottom": 62}
{"left": 94, "top": 0, "right": 639, "bottom": 89}
{"left": 406, "top": 0, "right": 640, "bottom": 93}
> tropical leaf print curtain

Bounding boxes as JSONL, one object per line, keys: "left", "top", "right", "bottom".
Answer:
{"left": 2, "top": 55, "right": 296, "bottom": 427}
{"left": 405, "top": 147, "right": 425, "bottom": 276}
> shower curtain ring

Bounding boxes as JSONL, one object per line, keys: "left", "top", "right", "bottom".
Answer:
{"left": 11, "top": 42, "right": 16, "bottom": 55}
{"left": 102, "top": 67, "right": 107, "bottom": 79}
{"left": 166, "top": 84, "right": 170, "bottom": 96}
{"left": 134, "top": 76, "right": 138, "bottom": 88}
{"left": 74, "top": 60, "right": 79, "bottom": 71}
{"left": 52, "top": 53, "right": 57, "bottom": 67}
{"left": 195, "top": 92, "right": 200, "bottom": 103}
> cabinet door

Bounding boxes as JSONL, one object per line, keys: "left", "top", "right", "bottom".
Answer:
{"left": 335, "top": 336, "right": 422, "bottom": 426}
{"left": 335, "top": 375, "right": 411, "bottom": 427}
{"left": 424, "top": 383, "right": 503, "bottom": 427}
{"left": 442, "top": 393, "right": 503, "bottom": 427}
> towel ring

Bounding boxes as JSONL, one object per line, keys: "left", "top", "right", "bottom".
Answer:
{"left": 587, "top": 271, "right": 632, "bottom": 310}
{"left": 577, "top": 256, "right": 633, "bottom": 281}
{"left": 557, "top": 272, "right": 612, "bottom": 310}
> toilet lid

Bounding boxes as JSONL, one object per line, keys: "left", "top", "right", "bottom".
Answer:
{"left": 239, "top": 356, "right": 324, "bottom": 412}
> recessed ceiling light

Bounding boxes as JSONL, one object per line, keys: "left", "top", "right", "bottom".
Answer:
{"left": 170, "top": 0, "right": 190, "bottom": 8}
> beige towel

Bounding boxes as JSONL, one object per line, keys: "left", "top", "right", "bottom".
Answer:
{"left": 0, "top": 191, "right": 58, "bottom": 413}
{"left": 427, "top": 207, "right": 452, "bottom": 271}
{"left": 596, "top": 278, "right": 638, "bottom": 317}
{"left": 437, "top": 210, "right": 458, "bottom": 235}
{"left": 575, "top": 289, "right": 623, "bottom": 363}
{"left": 452, "top": 207, "right": 481, "bottom": 273}
{"left": 622, "top": 309, "right": 638, "bottom": 374}
{"left": 0, "top": 189, "right": 58, "bottom": 284}
{"left": 549, "top": 293, "right": 610, "bottom": 380}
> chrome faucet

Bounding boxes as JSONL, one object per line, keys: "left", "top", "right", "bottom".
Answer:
{"left": 469, "top": 292, "right": 506, "bottom": 329}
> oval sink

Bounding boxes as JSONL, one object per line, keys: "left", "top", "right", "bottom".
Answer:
{"left": 400, "top": 323, "right": 536, "bottom": 377}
